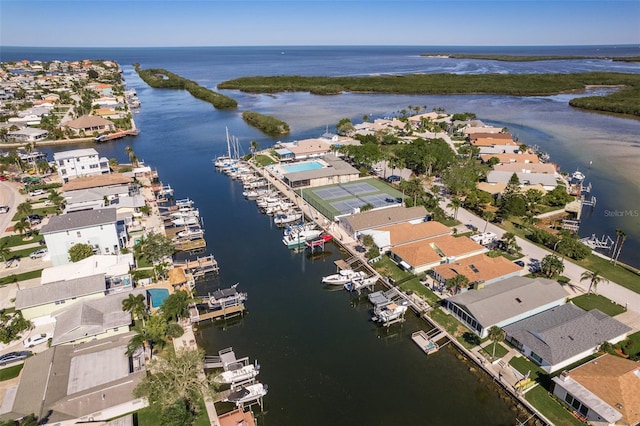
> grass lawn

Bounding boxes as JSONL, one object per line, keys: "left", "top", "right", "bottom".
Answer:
{"left": 398, "top": 279, "right": 439, "bottom": 306}
{"left": 136, "top": 397, "right": 210, "bottom": 426}
{"left": 0, "top": 364, "right": 23, "bottom": 381}
{"left": 480, "top": 341, "right": 509, "bottom": 360}
{"left": 570, "top": 293, "right": 626, "bottom": 316}
{"left": 509, "top": 356, "right": 548, "bottom": 385}
{"left": 370, "top": 255, "right": 413, "bottom": 283}
{"left": 0, "top": 269, "right": 43, "bottom": 286}
{"left": 525, "top": 386, "right": 586, "bottom": 426}
{"left": 254, "top": 154, "right": 276, "bottom": 167}
{"left": 0, "top": 234, "right": 44, "bottom": 248}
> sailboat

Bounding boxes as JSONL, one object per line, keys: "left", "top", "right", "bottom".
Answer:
{"left": 214, "top": 127, "right": 237, "bottom": 168}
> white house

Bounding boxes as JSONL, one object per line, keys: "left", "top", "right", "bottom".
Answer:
{"left": 40, "top": 208, "right": 124, "bottom": 266}
{"left": 63, "top": 183, "right": 145, "bottom": 215}
{"left": 444, "top": 276, "right": 569, "bottom": 338}
{"left": 53, "top": 148, "right": 111, "bottom": 182}
{"left": 7, "top": 127, "right": 49, "bottom": 142}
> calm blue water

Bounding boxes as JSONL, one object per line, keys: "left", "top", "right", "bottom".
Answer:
{"left": 2, "top": 45, "right": 640, "bottom": 424}
{"left": 281, "top": 161, "right": 324, "bottom": 173}
{"left": 146, "top": 288, "right": 170, "bottom": 309}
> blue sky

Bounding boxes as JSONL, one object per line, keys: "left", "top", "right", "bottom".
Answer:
{"left": 1, "top": 1, "right": 638, "bottom": 47}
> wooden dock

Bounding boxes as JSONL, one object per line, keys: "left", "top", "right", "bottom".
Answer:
{"left": 190, "top": 304, "right": 245, "bottom": 323}
{"left": 175, "top": 255, "right": 219, "bottom": 277}
{"left": 411, "top": 330, "right": 440, "bottom": 355}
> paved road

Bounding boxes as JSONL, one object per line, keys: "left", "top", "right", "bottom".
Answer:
{"left": 0, "top": 181, "right": 22, "bottom": 235}
{"left": 441, "top": 201, "right": 640, "bottom": 312}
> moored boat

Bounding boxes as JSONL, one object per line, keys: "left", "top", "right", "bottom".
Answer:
{"left": 225, "top": 383, "right": 268, "bottom": 407}
{"left": 213, "top": 361, "right": 260, "bottom": 385}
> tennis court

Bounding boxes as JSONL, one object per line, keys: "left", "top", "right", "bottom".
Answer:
{"left": 303, "top": 178, "right": 404, "bottom": 219}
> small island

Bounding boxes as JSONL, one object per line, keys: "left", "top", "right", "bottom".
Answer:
{"left": 218, "top": 72, "right": 640, "bottom": 118}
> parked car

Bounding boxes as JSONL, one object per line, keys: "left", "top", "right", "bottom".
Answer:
{"left": 0, "top": 351, "right": 31, "bottom": 366}
{"left": 28, "top": 189, "right": 46, "bottom": 197}
{"left": 386, "top": 175, "right": 401, "bottom": 183}
{"left": 27, "top": 214, "right": 42, "bottom": 225}
{"left": 0, "top": 205, "right": 9, "bottom": 214}
{"left": 23, "top": 332, "right": 52, "bottom": 348}
{"left": 0, "top": 175, "right": 8, "bottom": 181}
{"left": 30, "top": 248, "right": 48, "bottom": 259}
{"left": 514, "top": 260, "right": 526, "bottom": 267}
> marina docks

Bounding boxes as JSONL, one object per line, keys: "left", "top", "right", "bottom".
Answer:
{"left": 189, "top": 284, "right": 247, "bottom": 324}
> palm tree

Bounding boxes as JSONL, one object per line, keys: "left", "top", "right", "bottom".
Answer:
{"left": 125, "top": 145, "right": 135, "bottom": 165}
{"left": 122, "top": 293, "right": 148, "bottom": 327}
{"left": 610, "top": 228, "right": 623, "bottom": 263}
{"left": 613, "top": 230, "right": 627, "bottom": 267}
{"left": 447, "top": 197, "right": 462, "bottom": 219}
{"left": 540, "top": 254, "right": 564, "bottom": 278}
{"left": 249, "top": 140, "right": 260, "bottom": 159}
{"left": 580, "top": 270, "right": 608, "bottom": 294}
{"left": 0, "top": 241, "right": 12, "bottom": 267}
{"left": 160, "top": 290, "right": 193, "bottom": 323}
{"left": 13, "top": 218, "right": 31, "bottom": 239}
{"left": 482, "top": 211, "right": 495, "bottom": 232}
{"left": 16, "top": 202, "right": 33, "bottom": 217}
{"left": 488, "top": 326, "right": 504, "bottom": 358}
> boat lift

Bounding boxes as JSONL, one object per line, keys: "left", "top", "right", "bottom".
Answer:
{"left": 580, "top": 234, "right": 614, "bottom": 250}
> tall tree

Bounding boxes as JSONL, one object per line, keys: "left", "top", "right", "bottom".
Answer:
{"left": 122, "top": 293, "right": 148, "bottom": 327}
{"left": 0, "top": 241, "right": 11, "bottom": 267}
{"left": 68, "top": 243, "right": 94, "bottom": 262}
{"left": 580, "top": 270, "right": 608, "bottom": 294}
{"left": 133, "top": 347, "right": 216, "bottom": 411}
{"left": 161, "top": 290, "right": 192, "bottom": 322}
{"left": 447, "top": 197, "right": 462, "bottom": 219}
{"left": 613, "top": 230, "right": 627, "bottom": 267}
{"left": 16, "top": 202, "right": 33, "bottom": 217}
{"left": 488, "top": 326, "right": 504, "bottom": 358}
{"left": 482, "top": 211, "right": 495, "bottom": 232}
{"left": 540, "top": 254, "right": 564, "bottom": 278}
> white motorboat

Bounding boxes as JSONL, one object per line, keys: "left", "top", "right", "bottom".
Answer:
{"left": 225, "top": 383, "right": 268, "bottom": 407}
{"left": 177, "top": 227, "right": 204, "bottom": 239}
{"left": 274, "top": 210, "right": 303, "bottom": 226}
{"left": 172, "top": 215, "right": 200, "bottom": 227}
{"left": 213, "top": 361, "right": 260, "bottom": 385}
{"left": 208, "top": 284, "right": 248, "bottom": 310}
{"left": 321, "top": 269, "right": 366, "bottom": 286}
{"left": 282, "top": 229, "right": 323, "bottom": 248}
{"left": 372, "top": 301, "right": 409, "bottom": 324}
{"left": 344, "top": 275, "right": 378, "bottom": 292}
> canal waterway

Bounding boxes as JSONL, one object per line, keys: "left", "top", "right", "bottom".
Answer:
{"left": 6, "top": 45, "right": 640, "bottom": 424}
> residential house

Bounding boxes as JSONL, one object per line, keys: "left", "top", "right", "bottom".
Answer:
{"left": 62, "top": 114, "right": 114, "bottom": 136}
{"left": 359, "top": 220, "right": 451, "bottom": 253}
{"left": 338, "top": 205, "right": 430, "bottom": 239}
{"left": 15, "top": 273, "right": 107, "bottom": 323}
{"left": 462, "top": 124, "right": 504, "bottom": 135}
{"left": 444, "top": 276, "right": 569, "bottom": 338}
{"left": 552, "top": 354, "right": 640, "bottom": 425}
{"left": 0, "top": 332, "right": 147, "bottom": 424}
{"left": 492, "top": 162, "right": 558, "bottom": 175}
{"left": 390, "top": 235, "right": 487, "bottom": 274}
{"left": 279, "top": 138, "right": 334, "bottom": 160}
{"left": 219, "top": 409, "right": 257, "bottom": 426}
{"left": 6, "top": 127, "right": 48, "bottom": 142}
{"left": 432, "top": 253, "right": 524, "bottom": 287}
{"left": 480, "top": 153, "right": 541, "bottom": 164}
{"left": 51, "top": 289, "right": 143, "bottom": 346}
{"left": 485, "top": 170, "right": 558, "bottom": 191}
{"left": 60, "top": 173, "right": 133, "bottom": 192}
{"left": 504, "top": 304, "right": 631, "bottom": 373}
{"left": 54, "top": 148, "right": 111, "bottom": 182}
{"left": 41, "top": 208, "right": 124, "bottom": 266}
{"left": 63, "top": 183, "right": 144, "bottom": 215}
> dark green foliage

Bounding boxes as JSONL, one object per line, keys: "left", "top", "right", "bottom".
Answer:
{"left": 499, "top": 194, "right": 527, "bottom": 217}
{"left": 395, "top": 138, "right": 455, "bottom": 175}
{"left": 160, "top": 399, "right": 196, "bottom": 426}
{"left": 241, "top": 110, "right": 290, "bottom": 135}
{"left": 0, "top": 309, "right": 31, "bottom": 344}
{"left": 219, "top": 72, "right": 640, "bottom": 117}
{"left": 526, "top": 228, "right": 559, "bottom": 248}
{"left": 543, "top": 186, "right": 574, "bottom": 207}
{"left": 68, "top": 243, "right": 94, "bottom": 262}
{"left": 134, "top": 64, "right": 237, "bottom": 109}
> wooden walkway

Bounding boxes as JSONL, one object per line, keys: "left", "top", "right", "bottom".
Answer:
{"left": 190, "top": 304, "right": 245, "bottom": 323}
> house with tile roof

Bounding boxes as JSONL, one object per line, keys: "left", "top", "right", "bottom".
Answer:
{"left": 390, "top": 235, "right": 487, "bottom": 274}
{"left": 359, "top": 220, "right": 451, "bottom": 253}
{"left": 432, "top": 253, "right": 523, "bottom": 287}
{"left": 479, "top": 153, "right": 541, "bottom": 164}
{"left": 552, "top": 354, "right": 640, "bottom": 425}
{"left": 444, "top": 276, "right": 569, "bottom": 338}
{"left": 504, "top": 304, "right": 631, "bottom": 373}
{"left": 62, "top": 114, "right": 114, "bottom": 136}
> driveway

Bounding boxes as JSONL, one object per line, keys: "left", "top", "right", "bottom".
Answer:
{"left": 440, "top": 201, "right": 640, "bottom": 312}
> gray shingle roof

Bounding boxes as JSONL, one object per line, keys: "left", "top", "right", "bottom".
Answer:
{"left": 41, "top": 207, "right": 117, "bottom": 234}
{"left": 341, "top": 206, "right": 429, "bottom": 232}
{"left": 504, "top": 304, "right": 631, "bottom": 365}
{"left": 15, "top": 274, "right": 106, "bottom": 310}
{"left": 446, "top": 276, "right": 569, "bottom": 328}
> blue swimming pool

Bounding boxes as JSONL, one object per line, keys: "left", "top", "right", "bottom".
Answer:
{"left": 281, "top": 161, "right": 324, "bottom": 173}
{"left": 147, "top": 288, "right": 170, "bottom": 308}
